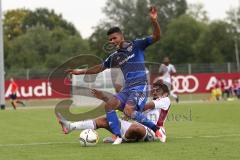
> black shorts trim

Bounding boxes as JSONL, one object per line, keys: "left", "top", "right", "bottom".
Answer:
{"left": 9, "top": 94, "right": 17, "bottom": 100}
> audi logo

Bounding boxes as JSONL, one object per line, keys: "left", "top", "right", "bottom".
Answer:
{"left": 154, "top": 75, "right": 199, "bottom": 93}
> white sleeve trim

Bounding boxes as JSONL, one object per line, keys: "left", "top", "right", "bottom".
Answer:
{"left": 153, "top": 97, "right": 171, "bottom": 110}
{"left": 170, "top": 64, "right": 176, "bottom": 73}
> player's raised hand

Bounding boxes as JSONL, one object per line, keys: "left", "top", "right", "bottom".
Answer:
{"left": 149, "top": 6, "right": 158, "bottom": 21}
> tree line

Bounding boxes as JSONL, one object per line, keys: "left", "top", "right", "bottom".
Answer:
{"left": 3, "top": 0, "right": 240, "bottom": 72}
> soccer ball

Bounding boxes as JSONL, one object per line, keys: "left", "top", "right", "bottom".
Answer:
{"left": 79, "top": 129, "right": 99, "bottom": 147}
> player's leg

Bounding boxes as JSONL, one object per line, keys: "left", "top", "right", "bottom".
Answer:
{"left": 121, "top": 121, "right": 156, "bottom": 142}
{"left": 108, "top": 119, "right": 146, "bottom": 142}
{"left": 114, "top": 83, "right": 122, "bottom": 93}
{"left": 123, "top": 86, "right": 159, "bottom": 132}
{"left": 57, "top": 95, "right": 123, "bottom": 144}
{"left": 70, "top": 117, "right": 111, "bottom": 131}
{"left": 56, "top": 113, "right": 95, "bottom": 134}
{"left": 57, "top": 114, "right": 123, "bottom": 144}
{"left": 104, "top": 96, "right": 122, "bottom": 143}
{"left": 104, "top": 90, "right": 131, "bottom": 144}
{"left": 170, "top": 91, "right": 179, "bottom": 102}
{"left": 170, "top": 84, "right": 179, "bottom": 103}
{"left": 104, "top": 120, "right": 156, "bottom": 143}
{"left": 165, "top": 82, "right": 179, "bottom": 103}
{"left": 103, "top": 119, "right": 143, "bottom": 143}
{"left": 11, "top": 101, "right": 17, "bottom": 110}
{"left": 56, "top": 113, "right": 111, "bottom": 134}
{"left": 10, "top": 94, "right": 17, "bottom": 109}
{"left": 16, "top": 100, "right": 25, "bottom": 106}
{"left": 123, "top": 88, "right": 164, "bottom": 141}
{"left": 126, "top": 124, "right": 157, "bottom": 142}
{"left": 124, "top": 104, "right": 158, "bottom": 133}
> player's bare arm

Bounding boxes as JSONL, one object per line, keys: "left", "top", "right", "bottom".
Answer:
{"left": 64, "top": 64, "right": 105, "bottom": 75}
{"left": 170, "top": 71, "right": 177, "bottom": 76}
{"left": 149, "top": 6, "right": 161, "bottom": 42}
{"left": 91, "top": 89, "right": 110, "bottom": 102}
{"left": 143, "top": 101, "right": 155, "bottom": 111}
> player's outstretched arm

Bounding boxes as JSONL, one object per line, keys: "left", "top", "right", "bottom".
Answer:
{"left": 91, "top": 89, "right": 109, "bottom": 102}
{"left": 170, "top": 71, "right": 177, "bottom": 76}
{"left": 65, "top": 64, "right": 105, "bottom": 75}
{"left": 170, "top": 65, "right": 177, "bottom": 76}
{"left": 149, "top": 6, "right": 161, "bottom": 43}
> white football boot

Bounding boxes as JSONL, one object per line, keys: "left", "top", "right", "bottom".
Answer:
{"left": 112, "top": 136, "right": 123, "bottom": 145}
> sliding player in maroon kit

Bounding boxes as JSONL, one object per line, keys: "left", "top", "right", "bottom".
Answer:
{"left": 57, "top": 81, "right": 171, "bottom": 143}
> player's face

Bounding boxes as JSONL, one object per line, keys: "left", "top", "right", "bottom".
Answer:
{"left": 163, "top": 58, "right": 170, "bottom": 65}
{"left": 108, "top": 33, "right": 124, "bottom": 48}
{"left": 152, "top": 87, "right": 163, "bottom": 99}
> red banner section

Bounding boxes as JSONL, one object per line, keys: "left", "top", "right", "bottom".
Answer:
{"left": 151, "top": 72, "right": 240, "bottom": 94}
{"left": 5, "top": 79, "right": 70, "bottom": 99}
{"left": 4, "top": 73, "right": 240, "bottom": 99}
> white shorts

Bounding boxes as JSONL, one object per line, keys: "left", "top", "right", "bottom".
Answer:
{"left": 119, "top": 119, "right": 155, "bottom": 142}
{"left": 119, "top": 119, "right": 132, "bottom": 141}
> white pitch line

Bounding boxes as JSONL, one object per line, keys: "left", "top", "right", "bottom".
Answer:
{"left": 1, "top": 134, "right": 240, "bottom": 147}
{"left": 0, "top": 142, "right": 77, "bottom": 147}
{"left": 175, "top": 136, "right": 193, "bottom": 139}
{"left": 174, "top": 134, "right": 240, "bottom": 139}
{"left": 199, "top": 134, "right": 240, "bottom": 138}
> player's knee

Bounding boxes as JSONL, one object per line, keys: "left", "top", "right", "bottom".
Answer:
{"left": 105, "top": 101, "right": 113, "bottom": 111}
{"left": 95, "top": 118, "right": 108, "bottom": 129}
{"left": 105, "top": 97, "right": 119, "bottom": 111}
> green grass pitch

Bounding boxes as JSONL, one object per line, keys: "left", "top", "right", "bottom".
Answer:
{"left": 0, "top": 101, "right": 240, "bottom": 160}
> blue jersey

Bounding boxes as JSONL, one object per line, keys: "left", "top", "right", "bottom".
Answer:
{"left": 103, "top": 36, "right": 153, "bottom": 87}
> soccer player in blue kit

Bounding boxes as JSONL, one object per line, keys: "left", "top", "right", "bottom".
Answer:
{"left": 65, "top": 6, "right": 161, "bottom": 144}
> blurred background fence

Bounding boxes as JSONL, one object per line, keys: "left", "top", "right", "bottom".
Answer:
{"left": 5, "top": 62, "right": 239, "bottom": 80}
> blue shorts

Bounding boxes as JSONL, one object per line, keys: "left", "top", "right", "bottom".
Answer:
{"left": 115, "top": 84, "right": 148, "bottom": 112}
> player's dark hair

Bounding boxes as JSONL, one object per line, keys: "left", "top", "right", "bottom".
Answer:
{"left": 107, "top": 27, "right": 122, "bottom": 35}
{"left": 153, "top": 80, "right": 170, "bottom": 95}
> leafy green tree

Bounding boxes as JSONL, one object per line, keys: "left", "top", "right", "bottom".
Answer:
{"left": 3, "top": 9, "right": 30, "bottom": 40}
{"left": 157, "top": 15, "right": 206, "bottom": 64}
{"left": 6, "top": 26, "right": 51, "bottom": 69}
{"left": 225, "top": 8, "right": 240, "bottom": 34}
{"left": 22, "top": 8, "right": 78, "bottom": 35}
{"left": 6, "top": 25, "right": 89, "bottom": 70}
{"left": 225, "top": 7, "right": 240, "bottom": 68}
{"left": 89, "top": 25, "right": 111, "bottom": 59}
{"left": 89, "top": 0, "right": 187, "bottom": 58}
{"left": 187, "top": 3, "right": 209, "bottom": 23}
{"left": 150, "top": 0, "right": 187, "bottom": 32}
{"left": 194, "top": 21, "right": 235, "bottom": 63}
{"left": 4, "top": 8, "right": 79, "bottom": 40}
{"left": 4, "top": 8, "right": 89, "bottom": 70}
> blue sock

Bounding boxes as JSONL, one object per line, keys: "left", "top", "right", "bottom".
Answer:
{"left": 131, "top": 111, "right": 158, "bottom": 132}
{"left": 106, "top": 110, "right": 121, "bottom": 137}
